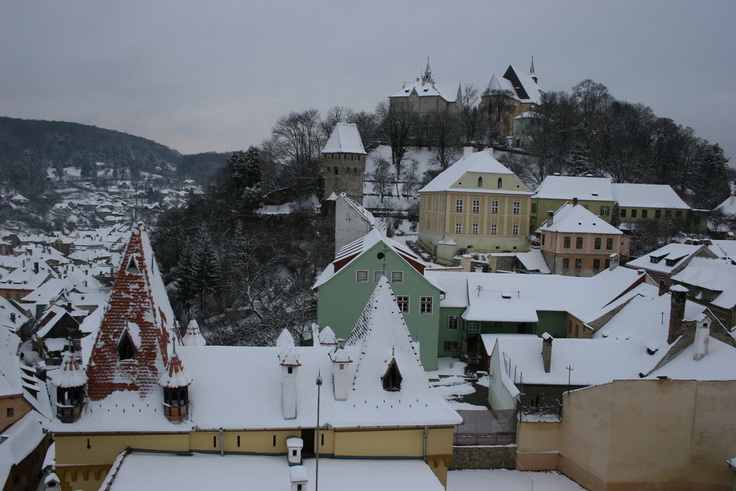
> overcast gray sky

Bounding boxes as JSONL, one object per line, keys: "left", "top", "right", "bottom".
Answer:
{"left": 1, "top": 1, "right": 734, "bottom": 162}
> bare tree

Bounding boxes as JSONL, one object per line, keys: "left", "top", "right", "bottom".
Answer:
{"left": 377, "top": 101, "right": 414, "bottom": 196}
{"left": 460, "top": 83, "right": 479, "bottom": 145}
{"left": 428, "top": 108, "right": 461, "bottom": 169}
{"left": 370, "top": 158, "right": 392, "bottom": 202}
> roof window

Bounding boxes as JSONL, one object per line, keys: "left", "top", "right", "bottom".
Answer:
{"left": 382, "top": 358, "right": 402, "bottom": 392}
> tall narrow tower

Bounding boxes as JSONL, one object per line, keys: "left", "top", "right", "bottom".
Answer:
{"left": 321, "top": 123, "right": 367, "bottom": 205}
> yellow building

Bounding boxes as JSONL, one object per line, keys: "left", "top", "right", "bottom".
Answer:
{"left": 418, "top": 148, "right": 532, "bottom": 265}
{"left": 49, "top": 226, "right": 461, "bottom": 490}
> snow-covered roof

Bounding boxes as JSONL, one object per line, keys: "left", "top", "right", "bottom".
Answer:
{"left": 646, "top": 336, "right": 736, "bottom": 380}
{"left": 611, "top": 183, "right": 690, "bottom": 209}
{"left": 0, "top": 296, "right": 30, "bottom": 332}
{"left": 0, "top": 412, "right": 48, "bottom": 487}
{"left": 506, "top": 65, "right": 543, "bottom": 104}
{"left": 428, "top": 267, "right": 646, "bottom": 324}
{"left": 313, "top": 229, "right": 429, "bottom": 290}
{"left": 49, "top": 351, "right": 87, "bottom": 388}
{"left": 85, "top": 224, "right": 176, "bottom": 401}
{"left": 158, "top": 353, "right": 192, "bottom": 389}
{"left": 671, "top": 257, "right": 736, "bottom": 309}
{"left": 390, "top": 80, "right": 460, "bottom": 103}
{"left": 538, "top": 202, "right": 622, "bottom": 234}
{"left": 182, "top": 320, "right": 206, "bottom": 346}
{"left": 626, "top": 243, "right": 709, "bottom": 275}
{"left": 716, "top": 195, "right": 736, "bottom": 216}
{"left": 419, "top": 150, "right": 528, "bottom": 194}
{"left": 105, "top": 452, "right": 445, "bottom": 491}
{"left": 533, "top": 176, "right": 614, "bottom": 202}
{"left": 322, "top": 123, "right": 366, "bottom": 155}
{"left": 513, "top": 250, "right": 552, "bottom": 274}
{"left": 708, "top": 240, "right": 736, "bottom": 261}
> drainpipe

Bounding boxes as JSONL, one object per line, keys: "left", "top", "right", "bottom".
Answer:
{"left": 423, "top": 426, "right": 429, "bottom": 459}
{"left": 219, "top": 428, "right": 224, "bottom": 456}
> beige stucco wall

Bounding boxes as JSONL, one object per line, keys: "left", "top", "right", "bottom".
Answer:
{"left": 56, "top": 425, "right": 456, "bottom": 490}
{"left": 559, "top": 380, "right": 736, "bottom": 490}
{"left": 516, "top": 420, "right": 562, "bottom": 470}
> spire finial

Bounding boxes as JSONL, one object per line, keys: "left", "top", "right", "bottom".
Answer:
{"left": 530, "top": 56, "right": 535, "bottom": 75}
{"left": 423, "top": 57, "right": 432, "bottom": 84}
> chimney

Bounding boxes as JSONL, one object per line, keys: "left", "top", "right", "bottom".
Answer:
{"left": 668, "top": 285, "right": 688, "bottom": 344}
{"left": 541, "top": 332, "right": 553, "bottom": 373}
{"left": 693, "top": 316, "right": 710, "bottom": 361}
{"left": 463, "top": 146, "right": 474, "bottom": 158}
{"left": 572, "top": 197, "right": 578, "bottom": 207}
{"left": 279, "top": 347, "right": 301, "bottom": 420}
{"left": 546, "top": 210, "right": 554, "bottom": 226}
{"left": 485, "top": 147, "right": 494, "bottom": 157}
{"left": 658, "top": 280, "right": 668, "bottom": 296}
{"left": 330, "top": 340, "right": 352, "bottom": 401}
{"left": 608, "top": 253, "right": 619, "bottom": 271}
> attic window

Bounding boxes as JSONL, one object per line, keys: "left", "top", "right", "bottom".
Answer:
{"left": 382, "top": 358, "right": 402, "bottom": 392}
{"left": 649, "top": 255, "right": 665, "bottom": 264}
{"left": 126, "top": 255, "right": 140, "bottom": 274}
{"left": 665, "top": 256, "right": 684, "bottom": 267}
{"left": 118, "top": 332, "right": 137, "bottom": 361}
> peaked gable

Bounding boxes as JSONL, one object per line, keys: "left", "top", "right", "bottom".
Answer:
{"left": 86, "top": 225, "right": 175, "bottom": 400}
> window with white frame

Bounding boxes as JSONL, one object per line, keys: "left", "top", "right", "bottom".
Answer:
{"left": 391, "top": 271, "right": 404, "bottom": 284}
{"left": 491, "top": 200, "right": 499, "bottom": 213}
{"left": 420, "top": 296, "right": 433, "bottom": 314}
{"left": 513, "top": 201, "right": 520, "bottom": 214}
{"left": 356, "top": 270, "right": 368, "bottom": 283}
{"left": 447, "top": 315, "right": 459, "bottom": 330}
{"left": 512, "top": 224, "right": 519, "bottom": 235}
{"left": 472, "top": 199, "right": 480, "bottom": 213}
{"left": 455, "top": 222, "right": 462, "bottom": 234}
{"left": 455, "top": 199, "right": 463, "bottom": 212}
{"left": 472, "top": 223, "right": 479, "bottom": 234}
{"left": 467, "top": 321, "right": 481, "bottom": 333}
{"left": 396, "top": 296, "right": 409, "bottom": 313}
{"left": 491, "top": 224, "right": 497, "bottom": 235}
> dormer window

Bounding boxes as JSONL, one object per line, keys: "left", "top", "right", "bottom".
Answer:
{"left": 382, "top": 358, "right": 402, "bottom": 392}
{"left": 118, "top": 332, "right": 137, "bottom": 360}
{"left": 126, "top": 255, "right": 140, "bottom": 274}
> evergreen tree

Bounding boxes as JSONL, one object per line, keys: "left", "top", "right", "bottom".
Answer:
{"left": 689, "top": 143, "right": 730, "bottom": 209}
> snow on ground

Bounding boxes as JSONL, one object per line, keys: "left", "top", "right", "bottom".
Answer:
{"left": 428, "top": 357, "right": 489, "bottom": 410}
{"left": 448, "top": 469, "right": 586, "bottom": 491}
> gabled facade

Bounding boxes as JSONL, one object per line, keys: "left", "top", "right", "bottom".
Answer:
{"left": 314, "top": 229, "right": 442, "bottom": 370}
{"left": 331, "top": 193, "right": 386, "bottom": 256}
{"left": 388, "top": 60, "right": 461, "bottom": 119}
{"left": 538, "top": 201, "right": 630, "bottom": 276}
{"left": 418, "top": 149, "right": 533, "bottom": 265}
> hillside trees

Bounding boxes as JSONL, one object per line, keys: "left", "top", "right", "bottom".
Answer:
{"left": 528, "top": 80, "right": 733, "bottom": 210}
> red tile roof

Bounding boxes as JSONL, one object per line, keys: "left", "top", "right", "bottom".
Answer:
{"left": 86, "top": 225, "right": 173, "bottom": 401}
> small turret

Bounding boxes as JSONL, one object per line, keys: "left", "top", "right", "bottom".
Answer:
{"left": 158, "top": 350, "right": 193, "bottom": 423}
{"left": 182, "top": 320, "right": 206, "bottom": 346}
{"left": 318, "top": 326, "right": 337, "bottom": 346}
{"left": 52, "top": 351, "right": 87, "bottom": 423}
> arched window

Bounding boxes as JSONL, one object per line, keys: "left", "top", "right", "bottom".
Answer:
{"left": 497, "top": 178, "right": 503, "bottom": 189}
{"left": 334, "top": 167, "right": 339, "bottom": 175}
{"left": 477, "top": 177, "right": 483, "bottom": 188}
{"left": 118, "top": 333, "right": 136, "bottom": 361}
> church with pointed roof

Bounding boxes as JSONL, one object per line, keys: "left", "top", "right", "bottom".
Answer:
{"left": 49, "top": 225, "right": 460, "bottom": 490}
{"left": 388, "top": 58, "right": 462, "bottom": 120}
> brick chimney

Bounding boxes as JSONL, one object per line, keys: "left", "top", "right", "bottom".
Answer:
{"left": 668, "top": 285, "right": 688, "bottom": 344}
{"left": 541, "top": 332, "right": 553, "bottom": 373}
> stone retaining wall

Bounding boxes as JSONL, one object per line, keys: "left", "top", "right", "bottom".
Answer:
{"left": 450, "top": 445, "right": 517, "bottom": 470}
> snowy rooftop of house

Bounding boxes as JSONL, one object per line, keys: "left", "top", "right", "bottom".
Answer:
{"left": 533, "top": 176, "right": 614, "bottom": 202}
{"left": 611, "top": 183, "right": 690, "bottom": 209}
{"left": 626, "top": 243, "right": 708, "bottom": 274}
{"left": 538, "top": 202, "right": 622, "bottom": 234}
{"left": 708, "top": 240, "right": 736, "bottom": 261}
{"left": 0, "top": 296, "right": 30, "bottom": 332}
{"left": 390, "top": 79, "right": 460, "bottom": 103}
{"left": 419, "top": 150, "right": 528, "bottom": 194}
{"left": 646, "top": 336, "right": 736, "bottom": 380}
{"left": 313, "top": 229, "right": 433, "bottom": 290}
{"left": 0, "top": 411, "right": 48, "bottom": 488}
{"left": 336, "top": 193, "right": 383, "bottom": 232}
{"left": 593, "top": 283, "right": 708, "bottom": 350}
{"left": 514, "top": 250, "right": 552, "bottom": 274}
{"left": 671, "top": 257, "right": 736, "bottom": 309}
{"left": 0, "top": 328, "right": 51, "bottom": 417}
{"left": 487, "top": 335, "right": 648, "bottom": 386}
{"left": 53, "top": 279, "right": 460, "bottom": 433}
{"left": 507, "top": 65, "right": 543, "bottom": 104}
{"left": 716, "top": 195, "right": 736, "bottom": 215}
{"left": 428, "top": 267, "right": 646, "bottom": 324}
{"left": 322, "top": 123, "right": 366, "bottom": 155}
{"left": 105, "top": 452, "right": 444, "bottom": 491}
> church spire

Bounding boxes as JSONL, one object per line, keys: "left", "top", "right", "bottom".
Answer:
{"left": 423, "top": 56, "right": 432, "bottom": 84}
{"left": 530, "top": 56, "right": 538, "bottom": 84}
